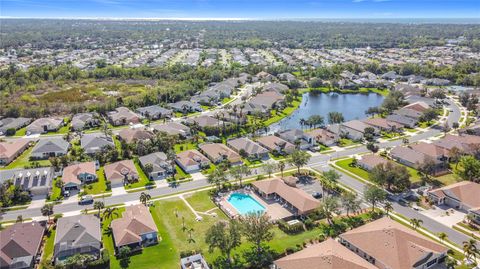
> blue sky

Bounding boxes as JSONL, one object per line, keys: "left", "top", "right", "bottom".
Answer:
{"left": 1, "top": 0, "right": 479, "bottom": 19}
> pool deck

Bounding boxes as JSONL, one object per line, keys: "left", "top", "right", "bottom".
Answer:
{"left": 218, "top": 189, "right": 293, "bottom": 220}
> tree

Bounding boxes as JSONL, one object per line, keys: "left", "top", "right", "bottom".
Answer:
{"left": 229, "top": 164, "right": 251, "bottom": 187}
{"left": 420, "top": 108, "right": 439, "bottom": 123}
{"left": 463, "top": 239, "right": 479, "bottom": 262}
{"left": 262, "top": 162, "right": 277, "bottom": 178}
{"left": 139, "top": 192, "right": 152, "bottom": 206}
{"left": 289, "top": 150, "right": 311, "bottom": 174}
{"left": 208, "top": 167, "right": 228, "bottom": 191}
{"left": 383, "top": 201, "right": 393, "bottom": 217}
{"left": 205, "top": 220, "right": 242, "bottom": 267}
{"left": 363, "top": 185, "right": 387, "bottom": 211}
{"left": 118, "top": 246, "right": 131, "bottom": 269}
{"left": 41, "top": 204, "right": 54, "bottom": 223}
{"left": 278, "top": 160, "right": 286, "bottom": 178}
{"left": 438, "top": 232, "right": 448, "bottom": 243}
{"left": 363, "top": 127, "right": 376, "bottom": 142}
{"left": 369, "top": 162, "right": 411, "bottom": 192}
{"left": 458, "top": 155, "right": 480, "bottom": 182}
{"left": 366, "top": 142, "right": 379, "bottom": 153}
{"left": 240, "top": 212, "right": 274, "bottom": 269}
{"left": 143, "top": 163, "right": 154, "bottom": 174}
{"left": 322, "top": 169, "right": 341, "bottom": 196}
{"left": 318, "top": 196, "right": 340, "bottom": 224}
{"left": 341, "top": 192, "right": 361, "bottom": 216}
{"left": 410, "top": 218, "right": 423, "bottom": 230}
{"left": 102, "top": 207, "right": 118, "bottom": 220}
{"left": 449, "top": 147, "right": 463, "bottom": 169}
{"left": 328, "top": 112, "right": 344, "bottom": 124}
{"left": 93, "top": 201, "right": 104, "bottom": 216}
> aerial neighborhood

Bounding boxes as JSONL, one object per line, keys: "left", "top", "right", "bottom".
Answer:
{"left": 0, "top": 19, "right": 479, "bottom": 269}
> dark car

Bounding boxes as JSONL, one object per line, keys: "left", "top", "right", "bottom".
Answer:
{"left": 78, "top": 195, "right": 94, "bottom": 205}
{"left": 312, "top": 192, "right": 322, "bottom": 199}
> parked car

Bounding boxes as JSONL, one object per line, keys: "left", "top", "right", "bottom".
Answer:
{"left": 312, "top": 192, "right": 322, "bottom": 199}
{"left": 78, "top": 195, "right": 94, "bottom": 205}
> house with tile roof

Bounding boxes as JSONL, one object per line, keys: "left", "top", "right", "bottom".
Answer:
{"left": 54, "top": 215, "right": 101, "bottom": 263}
{"left": 227, "top": 137, "right": 269, "bottom": 160}
{"left": 0, "top": 139, "right": 30, "bottom": 165}
{"left": 111, "top": 204, "right": 158, "bottom": 252}
{"left": 117, "top": 128, "right": 154, "bottom": 144}
{"left": 107, "top": 107, "right": 140, "bottom": 126}
{"left": 274, "top": 238, "right": 377, "bottom": 269}
{"left": 256, "top": 135, "right": 295, "bottom": 155}
{"left": 427, "top": 181, "right": 480, "bottom": 214}
{"left": 104, "top": 160, "right": 139, "bottom": 187}
{"left": 138, "top": 152, "right": 174, "bottom": 180}
{"left": 71, "top": 112, "right": 99, "bottom": 131}
{"left": 175, "top": 150, "right": 210, "bottom": 173}
{"left": 152, "top": 122, "right": 191, "bottom": 138}
{"left": 198, "top": 143, "right": 242, "bottom": 165}
{"left": 339, "top": 217, "right": 448, "bottom": 269}
{"left": 30, "top": 138, "right": 70, "bottom": 159}
{"left": 61, "top": 161, "right": 97, "bottom": 190}
{"left": 26, "top": 117, "right": 64, "bottom": 135}
{"left": 0, "top": 221, "right": 45, "bottom": 269}
{"left": 80, "top": 134, "right": 115, "bottom": 155}
{"left": 0, "top": 117, "right": 31, "bottom": 136}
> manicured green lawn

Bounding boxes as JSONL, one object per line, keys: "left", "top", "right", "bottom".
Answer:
{"left": 84, "top": 167, "right": 109, "bottom": 195}
{"left": 48, "top": 177, "right": 63, "bottom": 202}
{"left": 14, "top": 127, "right": 27, "bottom": 136}
{"left": 335, "top": 158, "right": 421, "bottom": 184}
{"left": 1, "top": 146, "right": 51, "bottom": 170}
{"left": 263, "top": 99, "right": 301, "bottom": 126}
{"left": 174, "top": 141, "right": 197, "bottom": 153}
{"left": 433, "top": 173, "right": 459, "bottom": 187}
{"left": 337, "top": 138, "right": 358, "bottom": 147}
{"left": 221, "top": 97, "right": 233, "bottom": 104}
{"left": 125, "top": 162, "right": 152, "bottom": 189}
{"left": 184, "top": 191, "right": 217, "bottom": 212}
{"left": 174, "top": 165, "right": 192, "bottom": 180}
{"left": 40, "top": 227, "right": 56, "bottom": 269}
{"left": 200, "top": 163, "right": 216, "bottom": 175}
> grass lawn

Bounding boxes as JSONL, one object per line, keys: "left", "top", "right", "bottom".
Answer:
{"left": 174, "top": 165, "right": 192, "bottom": 180}
{"left": 124, "top": 162, "right": 152, "bottom": 189}
{"left": 221, "top": 97, "right": 233, "bottom": 104}
{"left": 335, "top": 158, "right": 421, "bottom": 184}
{"left": 83, "top": 167, "right": 109, "bottom": 195}
{"left": 433, "top": 173, "right": 459, "bottom": 187}
{"left": 47, "top": 177, "right": 63, "bottom": 202}
{"left": 243, "top": 158, "right": 263, "bottom": 166}
{"left": 337, "top": 138, "right": 358, "bottom": 147}
{"left": 269, "top": 153, "right": 288, "bottom": 161}
{"left": 14, "top": 127, "right": 27, "bottom": 136}
{"left": 318, "top": 144, "right": 332, "bottom": 152}
{"left": 174, "top": 141, "right": 197, "bottom": 153}
{"left": 40, "top": 226, "right": 56, "bottom": 269}
{"left": 201, "top": 164, "right": 216, "bottom": 175}
{"left": 263, "top": 99, "right": 301, "bottom": 126}
{"left": 1, "top": 146, "right": 51, "bottom": 170}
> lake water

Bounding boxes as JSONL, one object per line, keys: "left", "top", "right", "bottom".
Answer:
{"left": 271, "top": 92, "right": 384, "bottom": 131}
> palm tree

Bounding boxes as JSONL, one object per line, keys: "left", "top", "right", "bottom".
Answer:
{"left": 187, "top": 227, "right": 195, "bottom": 243}
{"left": 181, "top": 216, "right": 188, "bottom": 232}
{"left": 383, "top": 201, "right": 393, "bottom": 217}
{"left": 410, "top": 218, "right": 423, "bottom": 230}
{"left": 278, "top": 160, "right": 286, "bottom": 178}
{"left": 463, "top": 239, "right": 479, "bottom": 262}
{"left": 93, "top": 201, "right": 105, "bottom": 216}
{"left": 102, "top": 207, "right": 119, "bottom": 220}
{"left": 41, "top": 204, "right": 54, "bottom": 223}
{"left": 139, "top": 192, "right": 152, "bottom": 206}
{"left": 438, "top": 232, "right": 448, "bottom": 243}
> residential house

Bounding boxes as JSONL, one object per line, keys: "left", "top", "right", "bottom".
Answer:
{"left": 71, "top": 112, "right": 99, "bottom": 131}
{"left": 252, "top": 178, "right": 320, "bottom": 217}
{"left": 0, "top": 221, "right": 46, "bottom": 269}
{"left": 136, "top": 105, "right": 173, "bottom": 120}
{"left": 403, "top": 101, "right": 430, "bottom": 113}
{"left": 409, "top": 142, "right": 450, "bottom": 166}
{"left": 152, "top": 122, "right": 191, "bottom": 137}
{"left": 339, "top": 217, "right": 447, "bottom": 269}
{"left": 198, "top": 143, "right": 242, "bottom": 165}
{"left": 276, "top": 129, "right": 314, "bottom": 150}
{"left": 0, "top": 139, "right": 30, "bottom": 165}
{"left": 176, "top": 150, "right": 211, "bottom": 173}
{"left": 433, "top": 134, "right": 480, "bottom": 156}
{"left": 362, "top": 118, "right": 404, "bottom": 133}
{"left": 273, "top": 238, "right": 377, "bottom": 269}
{"left": 263, "top": 82, "right": 289, "bottom": 94}
{"left": 54, "top": 215, "right": 101, "bottom": 263}
{"left": 117, "top": 128, "right": 154, "bottom": 144}
{"left": 306, "top": 128, "right": 339, "bottom": 146}
{"left": 0, "top": 117, "right": 31, "bottom": 136}
{"left": 107, "top": 107, "right": 140, "bottom": 126}
{"left": 181, "top": 254, "right": 210, "bottom": 269}
{"left": 357, "top": 154, "right": 390, "bottom": 171}
{"left": 340, "top": 120, "right": 379, "bottom": 141}
{"left": 26, "top": 117, "right": 64, "bottom": 135}
{"left": 277, "top": 73, "right": 298, "bottom": 84}
{"left": 185, "top": 115, "right": 226, "bottom": 129}
{"left": 138, "top": 152, "right": 174, "bottom": 180}
{"left": 104, "top": 160, "right": 139, "bottom": 187}
{"left": 427, "top": 181, "right": 480, "bottom": 224}
{"left": 0, "top": 167, "right": 54, "bottom": 195}
{"left": 111, "top": 204, "right": 158, "bottom": 251}
{"left": 389, "top": 145, "right": 430, "bottom": 168}
{"left": 62, "top": 161, "right": 97, "bottom": 190}
{"left": 256, "top": 71, "right": 274, "bottom": 81}
{"left": 30, "top": 138, "right": 70, "bottom": 159}
{"left": 256, "top": 135, "right": 295, "bottom": 155}
{"left": 80, "top": 134, "right": 115, "bottom": 155}
{"left": 243, "top": 90, "right": 285, "bottom": 114}
{"left": 168, "top": 101, "right": 202, "bottom": 113}
{"left": 227, "top": 137, "right": 269, "bottom": 160}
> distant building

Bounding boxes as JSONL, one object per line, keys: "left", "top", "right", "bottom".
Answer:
{"left": 26, "top": 117, "right": 64, "bottom": 135}
{"left": 0, "top": 139, "right": 31, "bottom": 165}
{"left": 107, "top": 107, "right": 140, "bottom": 126}
{"left": 180, "top": 254, "right": 210, "bottom": 269}
{"left": 0, "top": 117, "right": 32, "bottom": 136}
{"left": 136, "top": 105, "right": 173, "bottom": 120}
{"left": 80, "top": 134, "right": 115, "bottom": 155}
{"left": 71, "top": 112, "right": 99, "bottom": 131}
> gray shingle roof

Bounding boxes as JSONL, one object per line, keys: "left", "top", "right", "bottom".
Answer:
{"left": 31, "top": 138, "right": 70, "bottom": 155}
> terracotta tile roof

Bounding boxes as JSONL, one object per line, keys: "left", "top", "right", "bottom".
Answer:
{"left": 62, "top": 161, "right": 96, "bottom": 186}
{"left": 118, "top": 128, "right": 154, "bottom": 144}
{"left": 403, "top": 101, "right": 430, "bottom": 113}
{"left": 410, "top": 142, "right": 450, "bottom": 159}
{"left": 111, "top": 204, "right": 158, "bottom": 247}
{"left": 176, "top": 149, "right": 210, "bottom": 168}
{"left": 104, "top": 160, "right": 138, "bottom": 183}
{"left": 0, "top": 139, "right": 29, "bottom": 160}
{"left": 256, "top": 135, "right": 295, "bottom": 152}
{"left": 306, "top": 128, "right": 338, "bottom": 141}
{"left": 427, "top": 181, "right": 480, "bottom": 208}
{"left": 339, "top": 217, "right": 447, "bottom": 269}
{"left": 227, "top": 137, "right": 268, "bottom": 156}
{"left": 0, "top": 221, "right": 45, "bottom": 267}
{"left": 358, "top": 154, "right": 390, "bottom": 169}
{"left": 274, "top": 238, "right": 377, "bottom": 269}
{"left": 252, "top": 178, "right": 320, "bottom": 214}
{"left": 199, "top": 143, "right": 242, "bottom": 163}
{"left": 362, "top": 118, "right": 403, "bottom": 130}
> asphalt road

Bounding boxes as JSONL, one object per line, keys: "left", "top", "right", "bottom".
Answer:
{"left": 1, "top": 98, "right": 470, "bottom": 246}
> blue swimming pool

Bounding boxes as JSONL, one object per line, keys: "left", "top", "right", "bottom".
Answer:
{"left": 227, "top": 193, "right": 265, "bottom": 215}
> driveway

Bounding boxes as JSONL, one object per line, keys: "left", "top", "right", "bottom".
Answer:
{"left": 420, "top": 205, "right": 466, "bottom": 228}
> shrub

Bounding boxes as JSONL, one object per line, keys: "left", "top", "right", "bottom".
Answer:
{"left": 5, "top": 128, "right": 16, "bottom": 136}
